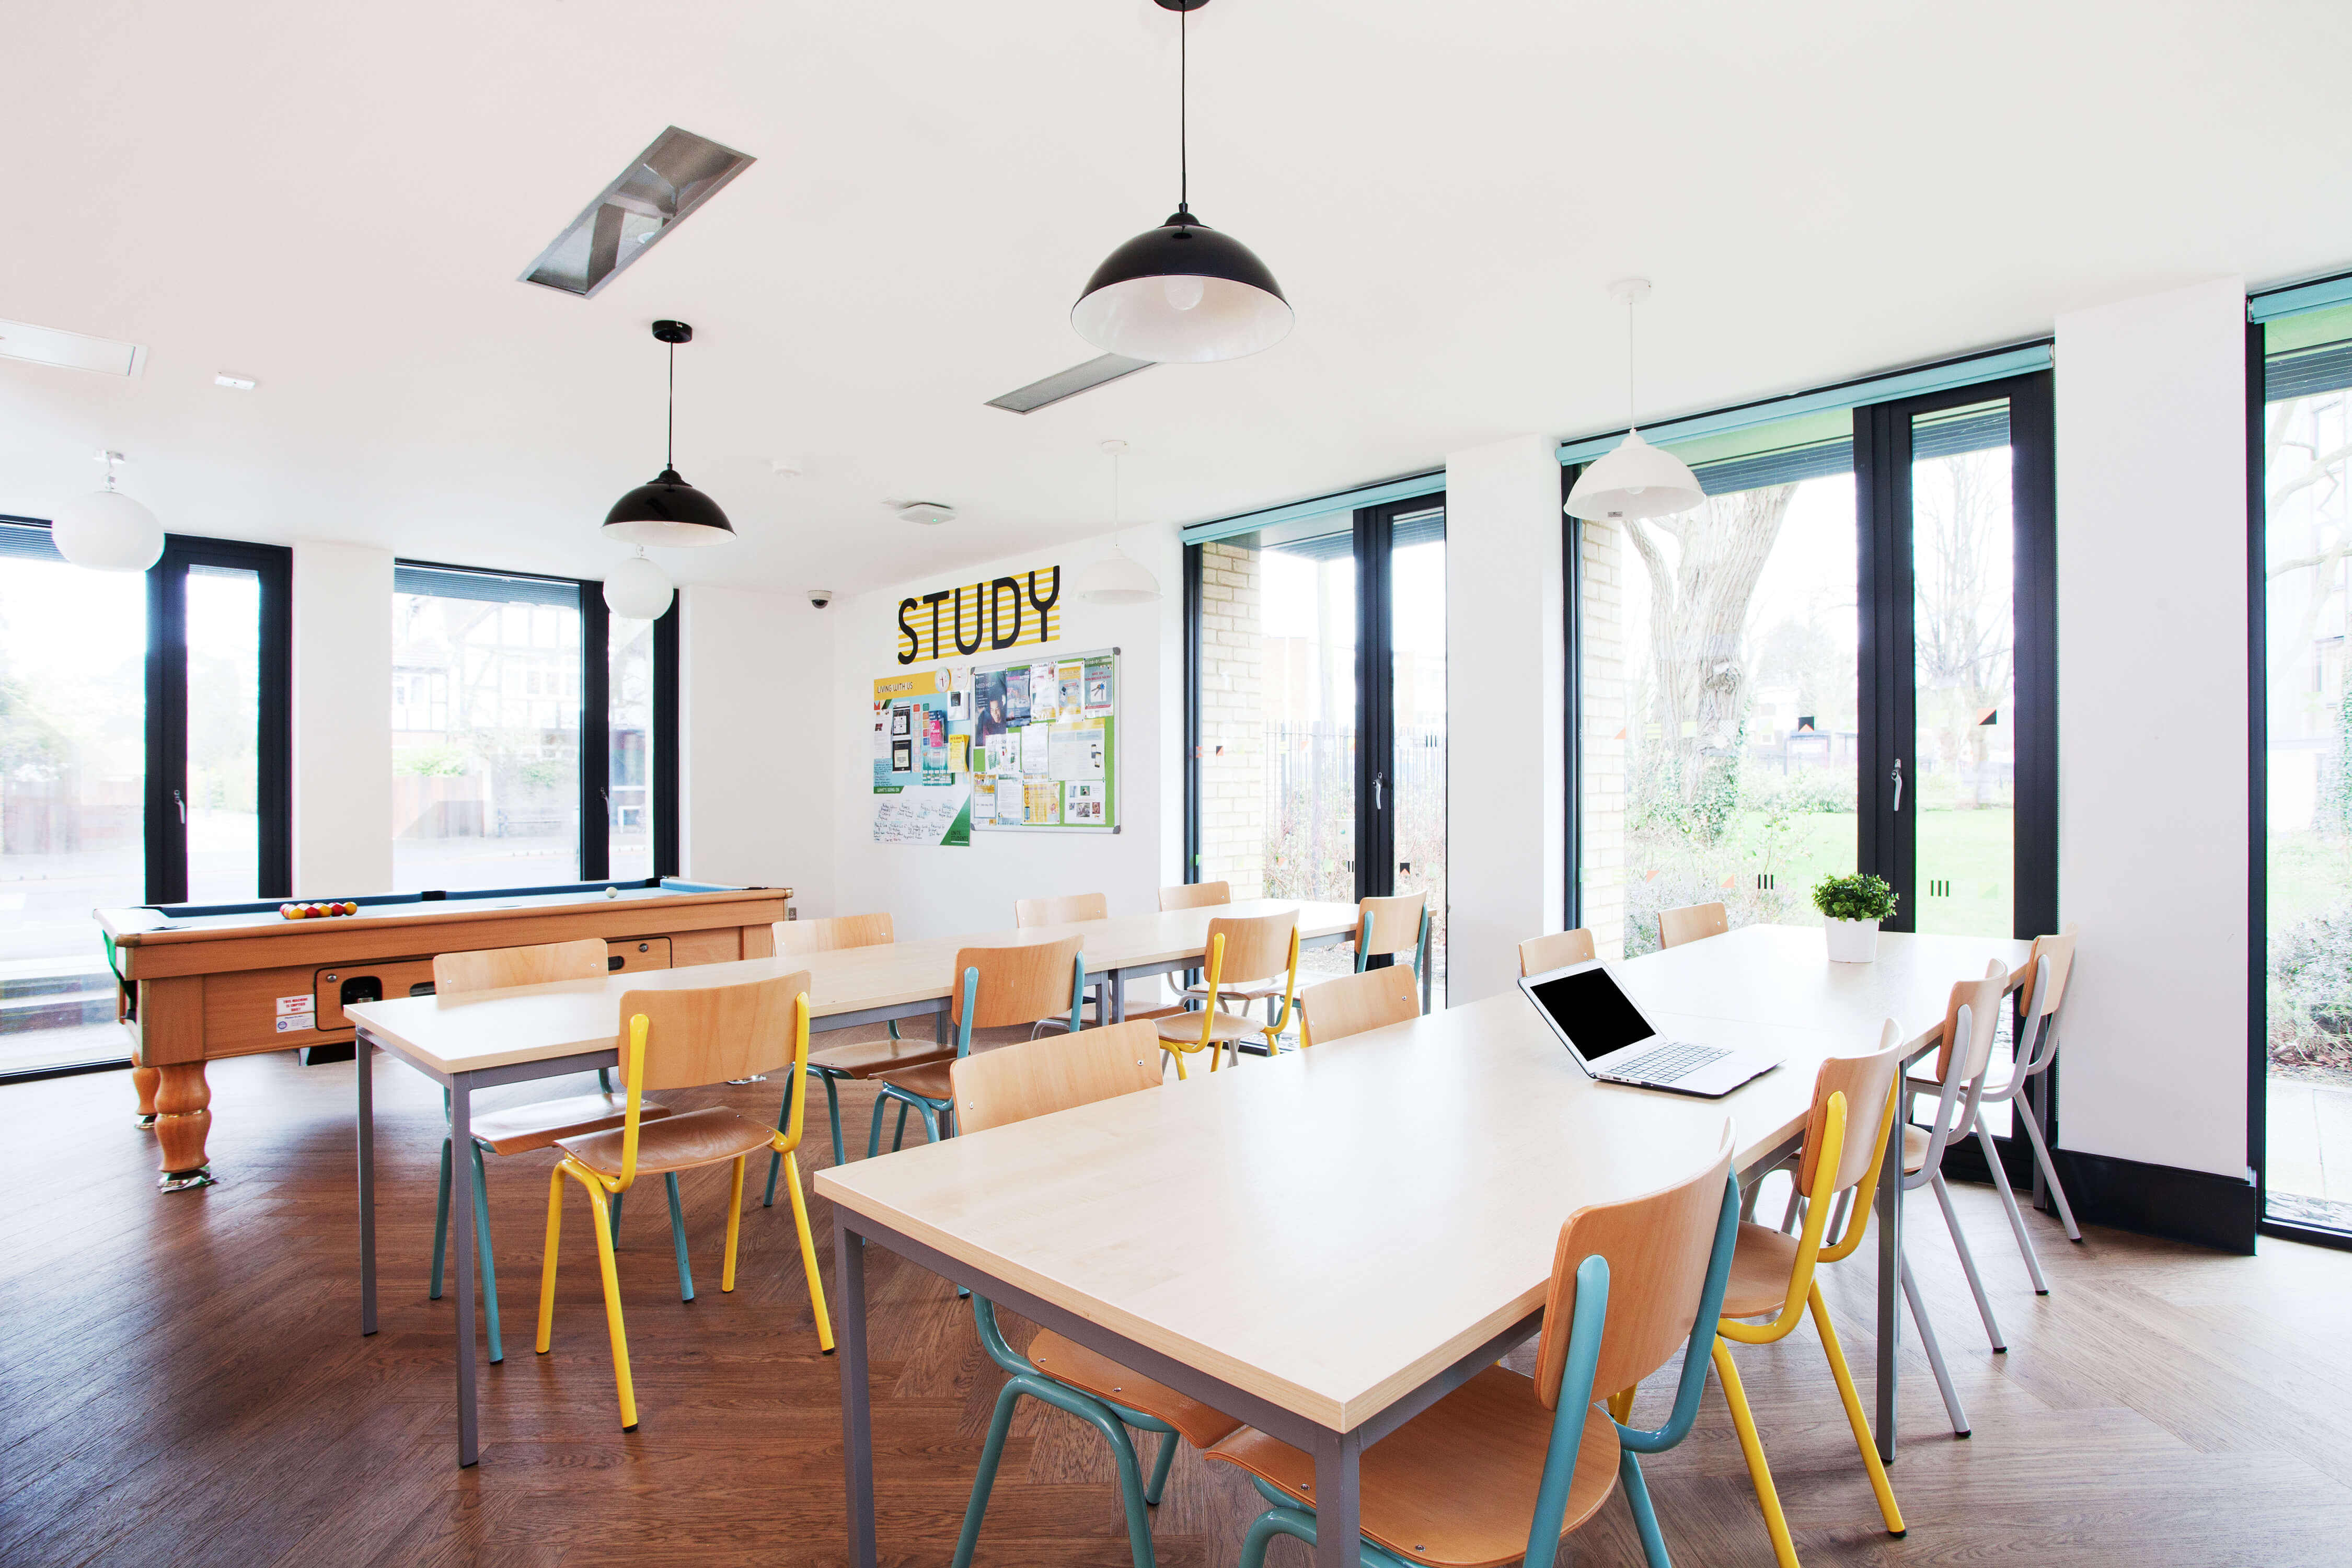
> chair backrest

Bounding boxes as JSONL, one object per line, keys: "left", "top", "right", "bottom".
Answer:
{"left": 1800, "top": 1020, "right": 1909, "bottom": 1196}
{"left": 1014, "top": 892, "right": 1108, "bottom": 928}
{"left": 1535, "top": 1123, "right": 1736, "bottom": 1408}
{"left": 1298, "top": 966, "right": 1419, "bottom": 1047}
{"left": 950, "top": 1019, "right": 1162, "bottom": 1134}
{"left": 1159, "top": 881, "right": 1231, "bottom": 912}
{"left": 1657, "top": 902, "right": 1729, "bottom": 950}
{"left": 950, "top": 937, "right": 1086, "bottom": 1030}
{"left": 1355, "top": 893, "right": 1426, "bottom": 961}
{"left": 2019, "top": 926, "right": 2079, "bottom": 1019}
{"left": 621, "top": 970, "right": 810, "bottom": 1091}
{"left": 777, "top": 912, "right": 893, "bottom": 955}
{"left": 433, "top": 937, "right": 607, "bottom": 996}
{"left": 1207, "top": 908, "right": 1298, "bottom": 986}
{"left": 1518, "top": 928, "right": 1597, "bottom": 976}
{"left": 1932, "top": 959, "right": 2009, "bottom": 1083}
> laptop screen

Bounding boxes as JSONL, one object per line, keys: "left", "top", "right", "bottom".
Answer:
{"left": 1526, "top": 965, "right": 1656, "bottom": 1063}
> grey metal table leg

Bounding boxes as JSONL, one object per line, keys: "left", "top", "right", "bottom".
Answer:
{"left": 1312, "top": 1427, "right": 1363, "bottom": 1568}
{"left": 358, "top": 1038, "right": 377, "bottom": 1335}
{"left": 1875, "top": 1123, "right": 1902, "bottom": 1464}
{"left": 1111, "top": 967, "right": 1126, "bottom": 1024}
{"left": 837, "top": 1223, "right": 878, "bottom": 1568}
{"left": 450, "top": 1075, "right": 480, "bottom": 1468}
{"left": 935, "top": 999, "right": 949, "bottom": 1046}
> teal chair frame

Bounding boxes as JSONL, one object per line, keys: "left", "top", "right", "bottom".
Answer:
{"left": 1351, "top": 903, "right": 1432, "bottom": 983}
{"left": 1235, "top": 1174, "right": 1742, "bottom": 1568}
{"left": 953, "top": 1296, "right": 1187, "bottom": 1568}
{"left": 864, "top": 953, "right": 1087, "bottom": 1158}
{"left": 428, "top": 1069, "right": 695, "bottom": 1363}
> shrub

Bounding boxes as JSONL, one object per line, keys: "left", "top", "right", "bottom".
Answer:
{"left": 1812, "top": 872, "right": 1897, "bottom": 923}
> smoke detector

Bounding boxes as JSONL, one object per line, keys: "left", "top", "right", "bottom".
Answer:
{"left": 893, "top": 501, "right": 958, "bottom": 526}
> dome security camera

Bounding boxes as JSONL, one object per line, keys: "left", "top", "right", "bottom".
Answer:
{"left": 807, "top": 588, "right": 835, "bottom": 609}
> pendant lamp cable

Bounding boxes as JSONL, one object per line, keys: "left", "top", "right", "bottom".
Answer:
{"left": 1624, "top": 292, "right": 1638, "bottom": 432}
{"left": 666, "top": 340, "right": 676, "bottom": 470}
{"left": 1179, "top": 3, "right": 1189, "bottom": 213}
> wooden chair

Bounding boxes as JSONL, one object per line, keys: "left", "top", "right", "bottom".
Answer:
{"left": 1906, "top": 927, "right": 2083, "bottom": 1290}
{"left": 426, "top": 938, "right": 683, "bottom": 1364}
{"left": 1518, "top": 928, "right": 1597, "bottom": 976}
{"left": 1711, "top": 1024, "right": 1910, "bottom": 1568}
{"left": 1296, "top": 965, "right": 1419, "bottom": 1048}
{"left": 766, "top": 912, "right": 896, "bottom": 1173}
{"left": 1015, "top": 892, "right": 1109, "bottom": 927}
{"left": 1351, "top": 891, "right": 1431, "bottom": 985}
{"left": 1206, "top": 1126, "right": 1741, "bottom": 1568}
{"left": 1895, "top": 959, "right": 2011, "bottom": 1437}
{"left": 1159, "top": 881, "right": 1231, "bottom": 912}
{"left": 947, "top": 1020, "right": 1235, "bottom": 1568}
{"left": 1658, "top": 901, "right": 1729, "bottom": 949}
{"left": 1181, "top": 891, "right": 1336, "bottom": 1027}
{"left": 867, "top": 938, "right": 1085, "bottom": 1157}
{"left": 1157, "top": 910, "right": 1299, "bottom": 1077}
{"left": 534, "top": 973, "right": 834, "bottom": 1431}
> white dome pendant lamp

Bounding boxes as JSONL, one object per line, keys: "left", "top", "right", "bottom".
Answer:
{"left": 1077, "top": 441, "right": 1161, "bottom": 604}
{"left": 1071, "top": 0, "right": 1292, "bottom": 363}
{"left": 52, "top": 451, "right": 165, "bottom": 572}
{"left": 602, "top": 547, "right": 674, "bottom": 620}
{"left": 1564, "top": 280, "right": 1706, "bottom": 522}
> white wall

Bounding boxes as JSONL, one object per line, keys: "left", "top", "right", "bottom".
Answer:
{"left": 291, "top": 540, "right": 393, "bottom": 896}
{"left": 679, "top": 584, "right": 836, "bottom": 915}
{"left": 828, "top": 525, "right": 1182, "bottom": 940}
{"left": 2054, "top": 276, "right": 2249, "bottom": 1179}
{"left": 1444, "top": 435, "right": 1568, "bottom": 1005}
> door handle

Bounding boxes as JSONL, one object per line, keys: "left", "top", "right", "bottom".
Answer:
{"left": 1890, "top": 758, "right": 1904, "bottom": 813}
{"left": 174, "top": 788, "right": 187, "bottom": 825}
{"left": 1373, "top": 773, "right": 1385, "bottom": 811}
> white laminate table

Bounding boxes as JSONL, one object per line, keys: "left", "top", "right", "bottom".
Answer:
{"left": 346, "top": 898, "right": 1361, "bottom": 1468}
{"left": 815, "top": 925, "right": 2030, "bottom": 1568}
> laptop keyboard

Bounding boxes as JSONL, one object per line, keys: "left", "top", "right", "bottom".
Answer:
{"left": 1613, "top": 1041, "right": 1731, "bottom": 1083}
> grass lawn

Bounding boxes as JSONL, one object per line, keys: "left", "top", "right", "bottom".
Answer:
{"left": 1718, "top": 807, "right": 2013, "bottom": 937}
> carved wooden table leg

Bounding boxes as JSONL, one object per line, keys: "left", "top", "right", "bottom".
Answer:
{"left": 154, "top": 1062, "right": 214, "bottom": 1191}
{"left": 133, "top": 1064, "right": 161, "bottom": 1129}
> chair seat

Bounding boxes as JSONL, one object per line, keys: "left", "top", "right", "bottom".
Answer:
{"left": 1902, "top": 1124, "right": 1931, "bottom": 1175}
{"left": 1205, "top": 1365, "right": 1620, "bottom": 1568}
{"left": 558, "top": 1107, "right": 775, "bottom": 1177}
{"left": 1720, "top": 1220, "right": 1803, "bottom": 1319}
{"left": 1908, "top": 1070, "right": 2016, "bottom": 1102}
{"left": 470, "top": 1092, "right": 672, "bottom": 1157}
{"left": 1028, "top": 1331, "right": 1243, "bottom": 1449}
{"left": 1181, "top": 979, "right": 1286, "bottom": 1004}
{"left": 873, "top": 1059, "right": 955, "bottom": 1102}
{"left": 1156, "top": 1008, "right": 1266, "bottom": 1047}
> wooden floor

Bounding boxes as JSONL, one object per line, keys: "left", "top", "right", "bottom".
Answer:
{"left": 7, "top": 1045, "right": 2352, "bottom": 1567}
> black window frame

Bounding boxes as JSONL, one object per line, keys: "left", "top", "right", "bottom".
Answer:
{"left": 391, "top": 559, "right": 679, "bottom": 888}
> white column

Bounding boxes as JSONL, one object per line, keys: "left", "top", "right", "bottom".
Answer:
{"left": 291, "top": 541, "right": 393, "bottom": 895}
{"left": 1444, "top": 434, "right": 1567, "bottom": 1005}
{"left": 2054, "top": 276, "right": 2248, "bottom": 1179}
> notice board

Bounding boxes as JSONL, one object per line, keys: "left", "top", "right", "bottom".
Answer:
{"left": 968, "top": 647, "right": 1119, "bottom": 834}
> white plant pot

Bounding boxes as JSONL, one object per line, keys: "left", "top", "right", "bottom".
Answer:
{"left": 1824, "top": 917, "right": 1880, "bottom": 963}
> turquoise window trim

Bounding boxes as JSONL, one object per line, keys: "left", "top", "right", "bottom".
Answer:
{"left": 1554, "top": 342, "right": 2052, "bottom": 466}
{"left": 1178, "top": 470, "right": 1445, "bottom": 547}
{"left": 2249, "top": 271, "right": 2352, "bottom": 324}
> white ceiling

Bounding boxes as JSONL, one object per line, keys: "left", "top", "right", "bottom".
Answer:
{"left": 4, "top": 0, "right": 2349, "bottom": 595}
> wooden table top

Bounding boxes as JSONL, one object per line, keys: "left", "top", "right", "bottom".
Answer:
{"left": 814, "top": 925, "right": 2032, "bottom": 1433}
{"left": 345, "top": 899, "right": 1364, "bottom": 1076}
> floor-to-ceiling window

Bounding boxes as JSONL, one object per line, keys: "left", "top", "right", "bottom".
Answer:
{"left": 1187, "top": 487, "right": 1448, "bottom": 1006}
{"left": 2256, "top": 293, "right": 2352, "bottom": 1237}
{"left": 607, "top": 609, "right": 656, "bottom": 882}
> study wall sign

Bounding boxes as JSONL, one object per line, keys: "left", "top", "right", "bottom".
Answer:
{"left": 896, "top": 564, "right": 1062, "bottom": 665}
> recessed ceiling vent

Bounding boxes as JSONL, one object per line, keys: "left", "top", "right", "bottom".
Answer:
{"left": 986, "top": 353, "right": 1154, "bottom": 414}
{"left": 521, "top": 127, "right": 755, "bottom": 299}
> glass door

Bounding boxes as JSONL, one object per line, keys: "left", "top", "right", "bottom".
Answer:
{"left": 1384, "top": 503, "right": 1447, "bottom": 1007}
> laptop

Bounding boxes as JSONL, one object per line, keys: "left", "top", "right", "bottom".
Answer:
{"left": 1517, "top": 960, "right": 1783, "bottom": 1098}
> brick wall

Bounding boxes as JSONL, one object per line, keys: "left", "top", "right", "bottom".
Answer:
{"left": 1196, "top": 542, "right": 1267, "bottom": 898}
{"left": 1578, "top": 521, "right": 1629, "bottom": 956}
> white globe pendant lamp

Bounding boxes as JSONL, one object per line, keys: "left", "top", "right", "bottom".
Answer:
{"left": 1071, "top": 0, "right": 1292, "bottom": 364}
{"left": 1564, "top": 280, "right": 1706, "bottom": 523}
{"left": 1077, "top": 441, "right": 1161, "bottom": 604}
{"left": 52, "top": 451, "right": 165, "bottom": 572}
{"left": 603, "top": 547, "right": 674, "bottom": 620}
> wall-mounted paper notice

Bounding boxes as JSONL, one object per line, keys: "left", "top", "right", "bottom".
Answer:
{"left": 1049, "top": 722, "right": 1105, "bottom": 780}
{"left": 1024, "top": 779, "right": 1062, "bottom": 825}
{"left": 1020, "top": 723, "right": 1049, "bottom": 775}
{"left": 995, "top": 775, "right": 1024, "bottom": 822}
{"left": 1066, "top": 780, "right": 1106, "bottom": 824}
{"left": 1030, "top": 661, "right": 1058, "bottom": 719}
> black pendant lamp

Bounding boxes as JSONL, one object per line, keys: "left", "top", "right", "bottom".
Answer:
{"left": 604, "top": 319, "right": 735, "bottom": 546}
{"left": 1071, "top": 0, "right": 1292, "bottom": 363}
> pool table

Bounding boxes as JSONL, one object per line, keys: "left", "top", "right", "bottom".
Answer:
{"left": 95, "top": 878, "right": 789, "bottom": 1191}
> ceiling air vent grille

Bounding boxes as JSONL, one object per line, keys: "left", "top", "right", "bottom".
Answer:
{"left": 521, "top": 126, "right": 755, "bottom": 299}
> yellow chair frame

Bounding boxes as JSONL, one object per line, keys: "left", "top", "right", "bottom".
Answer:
{"left": 534, "top": 989, "right": 834, "bottom": 1431}
{"left": 1707, "top": 1073, "right": 1907, "bottom": 1566}
{"left": 1163, "top": 925, "right": 1300, "bottom": 1080}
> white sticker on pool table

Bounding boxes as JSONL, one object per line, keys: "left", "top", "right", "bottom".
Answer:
{"left": 275, "top": 995, "right": 315, "bottom": 1031}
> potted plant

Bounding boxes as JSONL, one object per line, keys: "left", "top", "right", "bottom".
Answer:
{"left": 1812, "top": 873, "right": 1898, "bottom": 963}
